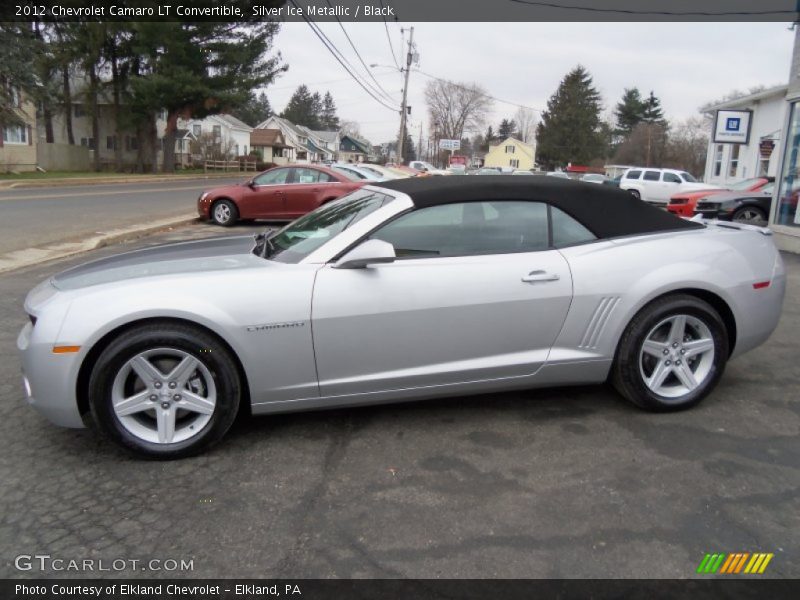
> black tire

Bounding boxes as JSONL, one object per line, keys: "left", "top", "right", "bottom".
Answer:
{"left": 612, "top": 294, "right": 728, "bottom": 412}
{"left": 211, "top": 199, "right": 239, "bottom": 227}
{"left": 629, "top": 189, "right": 641, "bottom": 200}
{"left": 732, "top": 206, "right": 766, "bottom": 224}
{"left": 87, "top": 322, "right": 241, "bottom": 459}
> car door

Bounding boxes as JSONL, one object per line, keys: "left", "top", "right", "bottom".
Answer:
{"left": 310, "top": 200, "right": 574, "bottom": 397}
{"left": 282, "top": 167, "right": 336, "bottom": 218}
{"left": 641, "top": 170, "right": 662, "bottom": 203}
{"left": 243, "top": 167, "right": 291, "bottom": 218}
{"left": 660, "top": 171, "right": 683, "bottom": 201}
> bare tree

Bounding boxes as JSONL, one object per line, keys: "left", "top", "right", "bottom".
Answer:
{"left": 664, "top": 116, "right": 710, "bottom": 176}
{"left": 339, "top": 119, "right": 362, "bottom": 139}
{"left": 425, "top": 79, "right": 493, "bottom": 141}
{"left": 191, "top": 132, "right": 236, "bottom": 163}
{"left": 514, "top": 107, "right": 536, "bottom": 143}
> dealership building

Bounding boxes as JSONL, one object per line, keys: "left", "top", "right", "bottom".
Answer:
{"left": 771, "top": 27, "right": 800, "bottom": 252}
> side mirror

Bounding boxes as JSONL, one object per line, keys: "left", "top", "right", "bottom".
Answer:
{"left": 246, "top": 179, "right": 256, "bottom": 188}
{"left": 333, "top": 239, "right": 396, "bottom": 269}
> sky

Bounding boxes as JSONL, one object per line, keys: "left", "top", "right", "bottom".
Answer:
{"left": 262, "top": 22, "right": 794, "bottom": 145}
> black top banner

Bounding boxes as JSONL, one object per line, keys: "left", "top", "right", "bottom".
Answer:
{"left": 1, "top": 0, "right": 798, "bottom": 22}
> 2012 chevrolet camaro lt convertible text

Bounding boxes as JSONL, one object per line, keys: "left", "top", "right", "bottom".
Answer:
{"left": 18, "top": 177, "right": 786, "bottom": 458}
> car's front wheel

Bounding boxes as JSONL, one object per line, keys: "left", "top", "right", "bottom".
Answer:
{"left": 628, "top": 189, "right": 641, "bottom": 200}
{"left": 211, "top": 199, "right": 239, "bottom": 226}
{"left": 88, "top": 322, "right": 241, "bottom": 459}
{"left": 612, "top": 294, "right": 728, "bottom": 411}
{"left": 732, "top": 206, "right": 766, "bottom": 224}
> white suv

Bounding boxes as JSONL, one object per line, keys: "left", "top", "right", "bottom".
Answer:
{"left": 620, "top": 168, "right": 715, "bottom": 206}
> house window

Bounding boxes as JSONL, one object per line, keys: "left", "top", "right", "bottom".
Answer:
{"left": 509, "top": 159, "right": 519, "bottom": 168}
{"left": 234, "top": 144, "right": 239, "bottom": 156}
{"left": 212, "top": 125, "right": 221, "bottom": 140}
{"left": 5, "top": 85, "right": 21, "bottom": 108}
{"left": 713, "top": 144, "right": 724, "bottom": 177}
{"left": 74, "top": 104, "right": 86, "bottom": 118}
{"left": 125, "top": 136, "right": 138, "bottom": 151}
{"left": 80, "top": 137, "right": 95, "bottom": 149}
{"left": 193, "top": 124, "right": 201, "bottom": 137}
{"left": 243, "top": 145, "right": 248, "bottom": 155}
{"left": 106, "top": 136, "right": 117, "bottom": 150}
{"left": 728, "top": 144, "right": 740, "bottom": 178}
{"left": 2, "top": 125, "right": 27, "bottom": 144}
{"left": 505, "top": 145, "right": 515, "bottom": 154}
{"left": 758, "top": 156, "right": 770, "bottom": 177}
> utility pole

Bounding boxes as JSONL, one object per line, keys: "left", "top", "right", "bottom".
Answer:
{"left": 398, "top": 26, "right": 414, "bottom": 165}
{"left": 418, "top": 122, "right": 423, "bottom": 162}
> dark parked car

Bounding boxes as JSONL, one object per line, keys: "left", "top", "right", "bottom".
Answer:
{"left": 198, "top": 164, "right": 365, "bottom": 226}
{"left": 603, "top": 175, "right": 623, "bottom": 188}
{"left": 693, "top": 181, "right": 776, "bottom": 225}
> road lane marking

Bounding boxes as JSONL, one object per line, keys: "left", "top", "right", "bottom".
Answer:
{"left": 0, "top": 184, "right": 237, "bottom": 202}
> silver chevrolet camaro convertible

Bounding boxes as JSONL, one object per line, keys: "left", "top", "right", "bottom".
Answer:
{"left": 18, "top": 177, "right": 786, "bottom": 458}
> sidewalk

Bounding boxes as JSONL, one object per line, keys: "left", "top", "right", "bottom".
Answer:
{"left": 0, "top": 171, "right": 249, "bottom": 190}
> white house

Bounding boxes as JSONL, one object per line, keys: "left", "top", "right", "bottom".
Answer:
{"left": 159, "top": 113, "right": 253, "bottom": 161}
{"left": 702, "top": 85, "right": 787, "bottom": 187}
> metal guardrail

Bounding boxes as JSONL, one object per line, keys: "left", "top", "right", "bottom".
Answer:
{"left": 203, "top": 160, "right": 257, "bottom": 173}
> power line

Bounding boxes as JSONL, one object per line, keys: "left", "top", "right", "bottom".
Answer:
{"left": 324, "top": 0, "right": 398, "bottom": 104}
{"left": 379, "top": 0, "right": 401, "bottom": 69}
{"left": 507, "top": 0, "right": 798, "bottom": 16}
{"left": 289, "top": 0, "right": 399, "bottom": 113}
{"left": 266, "top": 71, "right": 396, "bottom": 92}
{"left": 414, "top": 69, "right": 544, "bottom": 113}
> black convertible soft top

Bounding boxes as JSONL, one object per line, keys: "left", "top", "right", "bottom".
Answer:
{"left": 374, "top": 175, "right": 703, "bottom": 239}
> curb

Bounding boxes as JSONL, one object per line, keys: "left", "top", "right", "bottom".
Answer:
{"left": 0, "top": 172, "right": 248, "bottom": 190}
{"left": 0, "top": 215, "right": 199, "bottom": 275}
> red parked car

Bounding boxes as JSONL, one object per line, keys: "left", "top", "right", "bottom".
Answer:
{"left": 667, "top": 177, "right": 773, "bottom": 217}
{"left": 198, "top": 164, "right": 365, "bottom": 226}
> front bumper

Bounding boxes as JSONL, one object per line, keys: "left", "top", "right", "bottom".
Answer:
{"left": 17, "top": 322, "right": 86, "bottom": 428}
{"left": 667, "top": 203, "right": 693, "bottom": 216}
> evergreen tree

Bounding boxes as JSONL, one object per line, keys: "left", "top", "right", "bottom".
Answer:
{"left": 614, "top": 88, "right": 646, "bottom": 136}
{"left": 281, "top": 85, "right": 322, "bottom": 129}
{"left": 320, "top": 91, "right": 339, "bottom": 130}
{"left": 642, "top": 90, "right": 666, "bottom": 124}
{"left": 535, "top": 65, "right": 604, "bottom": 168}
{"left": 232, "top": 91, "right": 273, "bottom": 127}
{"left": 498, "top": 118, "right": 517, "bottom": 139}
{"left": 484, "top": 125, "right": 496, "bottom": 146}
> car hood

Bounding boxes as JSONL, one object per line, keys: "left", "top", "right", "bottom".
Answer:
{"left": 52, "top": 235, "right": 262, "bottom": 291}
{"left": 698, "top": 190, "right": 770, "bottom": 204}
{"left": 206, "top": 182, "right": 249, "bottom": 197}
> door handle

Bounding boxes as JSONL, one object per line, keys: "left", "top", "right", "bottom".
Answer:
{"left": 521, "top": 270, "right": 560, "bottom": 283}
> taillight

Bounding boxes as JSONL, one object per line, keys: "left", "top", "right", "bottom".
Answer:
{"left": 753, "top": 281, "right": 771, "bottom": 290}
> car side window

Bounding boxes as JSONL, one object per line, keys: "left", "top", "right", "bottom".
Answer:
{"left": 663, "top": 172, "right": 681, "bottom": 183}
{"left": 551, "top": 206, "right": 597, "bottom": 248}
{"left": 294, "top": 168, "right": 329, "bottom": 184}
{"left": 253, "top": 168, "right": 291, "bottom": 185}
{"left": 643, "top": 170, "right": 660, "bottom": 181}
{"left": 370, "top": 201, "right": 549, "bottom": 258}
{"left": 626, "top": 170, "right": 641, "bottom": 179}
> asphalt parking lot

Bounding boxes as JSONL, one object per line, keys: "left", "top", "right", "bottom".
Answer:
{"left": 1, "top": 222, "right": 798, "bottom": 579}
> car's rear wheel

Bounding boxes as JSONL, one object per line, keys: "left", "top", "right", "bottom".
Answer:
{"left": 732, "top": 206, "right": 766, "bottom": 224}
{"left": 629, "top": 189, "right": 641, "bottom": 200}
{"left": 87, "top": 323, "right": 241, "bottom": 459}
{"left": 211, "top": 199, "right": 238, "bottom": 227}
{"left": 612, "top": 294, "right": 728, "bottom": 411}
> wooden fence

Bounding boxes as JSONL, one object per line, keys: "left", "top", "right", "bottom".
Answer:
{"left": 203, "top": 159, "right": 257, "bottom": 173}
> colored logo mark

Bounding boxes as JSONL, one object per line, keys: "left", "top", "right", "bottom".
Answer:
{"left": 725, "top": 117, "right": 741, "bottom": 132}
{"left": 697, "top": 552, "right": 773, "bottom": 574}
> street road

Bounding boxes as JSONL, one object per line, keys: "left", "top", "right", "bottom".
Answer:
{"left": 0, "top": 225, "right": 798, "bottom": 579}
{"left": 0, "top": 176, "right": 243, "bottom": 255}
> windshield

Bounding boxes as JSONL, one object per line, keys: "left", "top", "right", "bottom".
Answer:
{"left": 680, "top": 172, "right": 697, "bottom": 183}
{"left": 254, "top": 189, "right": 392, "bottom": 264}
{"left": 729, "top": 177, "right": 763, "bottom": 191}
{"left": 331, "top": 166, "right": 364, "bottom": 181}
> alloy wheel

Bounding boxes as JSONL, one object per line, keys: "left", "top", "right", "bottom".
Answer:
{"left": 213, "top": 203, "right": 232, "bottom": 224}
{"left": 111, "top": 348, "right": 216, "bottom": 444}
{"left": 734, "top": 208, "right": 765, "bottom": 224}
{"left": 638, "top": 314, "right": 715, "bottom": 400}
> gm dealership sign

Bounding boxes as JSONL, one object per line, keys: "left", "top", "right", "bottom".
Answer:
{"left": 713, "top": 110, "right": 752, "bottom": 144}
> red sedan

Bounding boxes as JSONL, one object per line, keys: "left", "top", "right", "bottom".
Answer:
{"left": 667, "top": 177, "right": 773, "bottom": 217}
{"left": 198, "top": 164, "right": 365, "bottom": 226}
